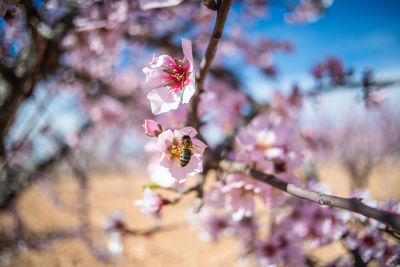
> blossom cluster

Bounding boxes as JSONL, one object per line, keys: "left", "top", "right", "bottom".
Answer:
{"left": 127, "top": 3, "right": 400, "bottom": 267}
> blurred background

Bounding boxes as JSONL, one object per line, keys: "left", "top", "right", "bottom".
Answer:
{"left": 0, "top": 0, "right": 399, "bottom": 266}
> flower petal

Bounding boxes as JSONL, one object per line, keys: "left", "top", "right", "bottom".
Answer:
{"left": 182, "top": 82, "right": 195, "bottom": 104}
{"left": 143, "top": 67, "right": 169, "bottom": 87}
{"left": 178, "top": 127, "right": 198, "bottom": 138}
{"left": 147, "top": 87, "right": 181, "bottom": 115}
{"left": 156, "top": 129, "right": 174, "bottom": 150}
{"left": 182, "top": 38, "right": 194, "bottom": 68}
{"left": 143, "top": 119, "right": 163, "bottom": 137}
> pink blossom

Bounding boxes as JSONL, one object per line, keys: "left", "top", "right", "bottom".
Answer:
{"left": 311, "top": 62, "right": 325, "bottom": 79}
{"left": 255, "top": 231, "right": 304, "bottom": 266}
{"left": 220, "top": 173, "right": 287, "bottom": 219}
{"left": 102, "top": 211, "right": 125, "bottom": 233}
{"left": 107, "top": 232, "right": 123, "bottom": 255}
{"left": 344, "top": 227, "right": 385, "bottom": 263}
{"left": 232, "top": 218, "right": 257, "bottom": 247}
{"left": 222, "top": 174, "right": 258, "bottom": 221}
{"left": 88, "top": 96, "right": 124, "bottom": 124}
{"left": 311, "top": 56, "right": 345, "bottom": 85}
{"left": 134, "top": 187, "right": 163, "bottom": 216}
{"left": 143, "top": 119, "right": 163, "bottom": 137}
{"left": 198, "top": 80, "right": 247, "bottom": 133}
{"left": 276, "top": 197, "right": 347, "bottom": 248}
{"left": 205, "top": 182, "right": 225, "bottom": 209}
{"left": 269, "top": 90, "right": 303, "bottom": 122}
{"left": 235, "top": 114, "right": 304, "bottom": 174}
{"left": 143, "top": 38, "right": 195, "bottom": 115}
{"left": 155, "top": 127, "right": 207, "bottom": 183}
{"left": 188, "top": 206, "right": 232, "bottom": 242}
{"left": 139, "top": 0, "right": 183, "bottom": 10}
{"left": 285, "top": 0, "right": 333, "bottom": 24}
{"left": 326, "top": 57, "right": 345, "bottom": 84}
{"left": 379, "top": 243, "right": 400, "bottom": 267}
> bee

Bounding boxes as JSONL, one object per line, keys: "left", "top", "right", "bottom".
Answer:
{"left": 179, "top": 135, "right": 194, "bottom": 167}
{"left": 169, "top": 134, "right": 202, "bottom": 167}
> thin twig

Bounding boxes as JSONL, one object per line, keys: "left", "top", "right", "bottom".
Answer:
{"left": 219, "top": 160, "right": 400, "bottom": 233}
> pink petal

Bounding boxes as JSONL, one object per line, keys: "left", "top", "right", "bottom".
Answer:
{"left": 192, "top": 138, "right": 207, "bottom": 154}
{"left": 147, "top": 87, "right": 181, "bottom": 115}
{"left": 177, "top": 127, "right": 198, "bottom": 138}
{"left": 181, "top": 38, "right": 194, "bottom": 69}
{"left": 143, "top": 119, "right": 163, "bottom": 137}
{"left": 182, "top": 83, "right": 195, "bottom": 104}
{"left": 169, "top": 162, "right": 190, "bottom": 183}
{"left": 148, "top": 163, "right": 176, "bottom": 188}
{"left": 156, "top": 129, "right": 174, "bottom": 150}
{"left": 169, "top": 154, "right": 203, "bottom": 183}
{"left": 143, "top": 67, "right": 169, "bottom": 87}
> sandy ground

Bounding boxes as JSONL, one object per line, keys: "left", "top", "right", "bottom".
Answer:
{"left": 1, "top": 159, "right": 399, "bottom": 267}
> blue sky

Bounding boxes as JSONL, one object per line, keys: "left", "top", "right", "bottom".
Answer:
{"left": 233, "top": 0, "right": 400, "bottom": 125}
{"left": 254, "top": 0, "right": 400, "bottom": 76}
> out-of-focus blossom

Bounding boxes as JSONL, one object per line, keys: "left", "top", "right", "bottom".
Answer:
{"left": 143, "top": 38, "right": 195, "bottom": 115}
{"left": 311, "top": 63, "right": 325, "bottom": 80}
{"left": 143, "top": 119, "right": 163, "bottom": 137}
{"left": 326, "top": 256, "right": 353, "bottom": 267}
{"left": 156, "top": 104, "right": 188, "bottom": 129}
{"left": 139, "top": 0, "right": 183, "bottom": 10}
{"left": 222, "top": 174, "right": 268, "bottom": 221}
{"left": 134, "top": 187, "right": 163, "bottom": 217}
{"left": 107, "top": 232, "right": 123, "bottom": 255}
{"left": 269, "top": 90, "right": 302, "bottom": 123}
{"left": 326, "top": 57, "right": 345, "bottom": 84}
{"left": 285, "top": 0, "right": 333, "bottom": 24}
{"left": 102, "top": 211, "right": 125, "bottom": 233}
{"left": 102, "top": 212, "right": 125, "bottom": 255}
{"left": 232, "top": 217, "right": 257, "bottom": 248}
{"left": 187, "top": 206, "right": 232, "bottom": 242}
{"left": 365, "top": 89, "right": 388, "bottom": 109}
{"left": 154, "top": 127, "right": 207, "bottom": 183}
{"left": 344, "top": 227, "right": 385, "bottom": 263}
{"left": 255, "top": 231, "right": 304, "bottom": 266}
{"left": 198, "top": 80, "right": 247, "bottom": 133}
{"left": 379, "top": 242, "right": 400, "bottom": 267}
{"left": 235, "top": 114, "right": 304, "bottom": 175}
{"left": 276, "top": 197, "right": 348, "bottom": 248}
{"left": 311, "top": 56, "right": 346, "bottom": 85}
{"left": 88, "top": 96, "right": 124, "bottom": 124}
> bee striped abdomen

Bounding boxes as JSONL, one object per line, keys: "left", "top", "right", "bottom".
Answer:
{"left": 179, "top": 148, "right": 192, "bottom": 167}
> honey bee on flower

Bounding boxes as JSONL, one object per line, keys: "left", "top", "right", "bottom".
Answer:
{"left": 144, "top": 126, "right": 206, "bottom": 184}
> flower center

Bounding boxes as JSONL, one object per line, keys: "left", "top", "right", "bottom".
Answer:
{"left": 167, "top": 138, "right": 181, "bottom": 160}
{"left": 161, "top": 58, "right": 191, "bottom": 95}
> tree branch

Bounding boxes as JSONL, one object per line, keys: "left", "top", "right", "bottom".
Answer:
{"left": 219, "top": 160, "right": 400, "bottom": 233}
{"left": 188, "top": 0, "right": 233, "bottom": 128}
{"left": 305, "top": 78, "right": 400, "bottom": 97}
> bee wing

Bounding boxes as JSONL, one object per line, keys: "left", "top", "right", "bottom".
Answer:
{"left": 192, "top": 143, "right": 204, "bottom": 154}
